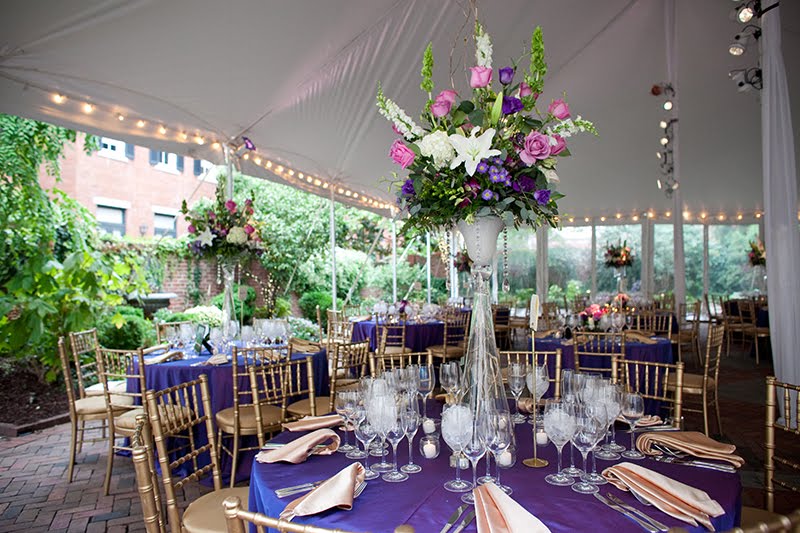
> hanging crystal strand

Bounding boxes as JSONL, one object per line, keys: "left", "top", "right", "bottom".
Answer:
{"left": 444, "top": 230, "right": 451, "bottom": 295}
{"left": 216, "top": 261, "right": 222, "bottom": 285}
{"left": 502, "top": 227, "right": 510, "bottom": 293}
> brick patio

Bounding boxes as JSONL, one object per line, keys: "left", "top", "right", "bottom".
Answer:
{"left": 1, "top": 340, "right": 799, "bottom": 532}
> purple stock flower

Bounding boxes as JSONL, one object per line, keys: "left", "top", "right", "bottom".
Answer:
{"left": 512, "top": 175, "right": 537, "bottom": 193}
{"left": 401, "top": 178, "right": 415, "bottom": 196}
{"left": 498, "top": 67, "right": 515, "bottom": 86}
{"left": 534, "top": 189, "right": 551, "bottom": 205}
{"left": 476, "top": 160, "right": 489, "bottom": 174}
{"left": 481, "top": 189, "right": 495, "bottom": 201}
{"left": 502, "top": 96, "right": 523, "bottom": 115}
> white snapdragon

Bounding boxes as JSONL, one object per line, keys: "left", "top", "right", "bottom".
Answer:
{"left": 417, "top": 130, "right": 455, "bottom": 169}
{"left": 547, "top": 115, "right": 596, "bottom": 139}
{"left": 377, "top": 96, "right": 424, "bottom": 140}
{"left": 475, "top": 31, "right": 493, "bottom": 68}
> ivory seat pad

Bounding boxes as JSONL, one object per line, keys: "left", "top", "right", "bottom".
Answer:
{"left": 182, "top": 487, "right": 249, "bottom": 533}
{"left": 667, "top": 372, "right": 713, "bottom": 393}
{"left": 215, "top": 404, "right": 282, "bottom": 433}
{"left": 85, "top": 380, "right": 127, "bottom": 396}
{"left": 75, "top": 395, "right": 133, "bottom": 415}
{"left": 383, "top": 346, "right": 411, "bottom": 354}
{"left": 115, "top": 404, "right": 195, "bottom": 430}
{"left": 427, "top": 345, "right": 465, "bottom": 358}
{"left": 287, "top": 397, "right": 333, "bottom": 417}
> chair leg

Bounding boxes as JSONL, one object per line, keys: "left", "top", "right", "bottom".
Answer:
{"left": 67, "top": 418, "right": 78, "bottom": 483}
{"left": 754, "top": 335, "right": 760, "bottom": 365}
{"left": 714, "top": 394, "right": 723, "bottom": 436}
{"left": 77, "top": 420, "right": 86, "bottom": 453}
{"left": 229, "top": 431, "right": 239, "bottom": 488}
{"left": 702, "top": 392, "right": 710, "bottom": 437}
{"left": 103, "top": 429, "right": 114, "bottom": 496}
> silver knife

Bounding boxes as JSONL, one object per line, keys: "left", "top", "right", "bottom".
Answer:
{"left": 606, "top": 493, "right": 669, "bottom": 532}
{"left": 593, "top": 493, "right": 658, "bottom": 532}
{"left": 452, "top": 509, "right": 476, "bottom": 533}
{"left": 439, "top": 504, "right": 468, "bottom": 533}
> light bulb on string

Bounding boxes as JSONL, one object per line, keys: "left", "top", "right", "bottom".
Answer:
{"left": 659, "top": 120, "right": 668, "bottom": 129}
{"left": 52, "top": 93, "right": 66, "bottom": 104}
{"left": 663, "top": 100, "right": 673, "bottom": 111}
{"left": 660, "top": 137, "right": 669, "bottom": 146}
{"left": 82, "top": 103, "right": 94, "bottom": 114}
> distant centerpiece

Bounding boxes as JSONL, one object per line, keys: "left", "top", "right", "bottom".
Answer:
{"left": 604, "top": 240, "right": 634, "bottom": 269}
{"left": 748, "top": 239, "right": 766, "bottom": 267}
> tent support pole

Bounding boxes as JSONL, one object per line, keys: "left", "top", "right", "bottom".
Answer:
{"left": 591, "top": 223, "right": 597, "bottom": 299}
{"left": 391, "top": 219, "right": 398, "bottom": 302}
{"left": 330, "top": 187, "right": 337, "bottom": 311}
{"left": 224, "top": 146, "right": 234, "bottom": 200}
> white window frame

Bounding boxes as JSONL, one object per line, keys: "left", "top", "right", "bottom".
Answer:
{"left": 154, "top": 152, "right": 180, "bottom": 174}
{"left": 153, "top": 212, "right": 177, "bottom": 237}
{"left": 197, "top": 160, "right": 218, "bottom": 183}
{"left": 96, "top": 205, "right": 127, "bottom": 237}
{"left": 97, "top": 137, "right": 128, "bottom": 162}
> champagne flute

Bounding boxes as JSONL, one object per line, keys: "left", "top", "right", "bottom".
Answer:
{"left": 621, "top": 392, "right": 645, "bottom": 460}
{"left": 367, "top": 395, "right": 393, "bottom": 472}
{"left": 400, "top": 405, "right": 422, "bottom": 474}
{"left": 346, "top": 403, "right": 368, "bottom": 460}
{"left": 354, "top": 417, "right": 379, "bottom": 480}
{"left": 543, "top": 400, "right": 577, "bottom": 486}
{"left": 334, "top": 392, "right": 356, "bottom": 453}
{"left": 508, "top": 362, "right": 527, "bottom": 424}
{"left": 417, "top": 363, "right": 435, "bottom": 420}
{"left": 460, "top": 412, "right": 488, "bottom": 504}
{"left": 596, "top": 385, "right": 622, "bottom": 460}
{"left": 382, "top": 404, "right": 408, "bottom": 483}
{"left": 485, "top": 410, "right": 513, "bottom": 492}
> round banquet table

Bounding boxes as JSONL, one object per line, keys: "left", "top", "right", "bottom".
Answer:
{"left": 132, "top": 347, "right": 329, "bottom": 483}
{"left": 351, "top": 320, "right": 446, "bottom": 353}
{"left": 249, "top": 401, "right": 741, "bottom": 533}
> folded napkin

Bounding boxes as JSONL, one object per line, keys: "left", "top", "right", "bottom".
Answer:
{"left": 348, "top": 315, "right": 373, "bottom": 323}
{"left": 636, "top": 431, "right": 745, "bottom": 468}
{"left": 533, "top": 329, "right": 556, "bottom": 339}
{"left": 198, "top": 353, "right": 228, "bottom": 366}
{"left": 143, "top": 343, "right": 170, "bottom": 354}
{"left": 434, "top": 392, "right": 457, "bottom": 404}
{"left": 602, "top": 462, "right": 724, "bottom": 530}
{"left": 625, "top": 332, "right": 658, "bottom": 344}
{"left": 144, "top": 350, "right": 183, "bottom": 365}
{"left": 256, "top": 429, "right": 340, "bottom": 464}
{"left": 283, "top": 414, "right": 343, "bottom": 432}
{"left": 280, "top": 462, "right": 365, "bottom": 521}
{"left": 474, "top": 482, "right": 551, "bottom": 533}
{"left": 616, "top": 415, "right": 663, "bottom": 427}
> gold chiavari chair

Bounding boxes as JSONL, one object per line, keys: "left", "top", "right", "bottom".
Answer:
{"left": 572, "top": 332, "right": 625, "bottom": 383}
{"left": 376, "top": 321, "right": 410, "bottom": 355}
{"left": 721, "top": 298, "right": 747, "bottom": 357}
{"left": 739, "top": 299, "right": 770, "bottom": 365}
{"left": 58, "top": 336, "right": 111, "bottom": 483}
{"left": 703, "top": 293, "right": 720, "bottom": 324}
{"left": 68, "top": 328, "right": 102, "bottom": 398}
{"left": 571, "top": 295, "right": 586, "bottom": 313}
{"left": 620, "top": 359, "right": 684, "bottom": 427}
{"left": 369, "top": 351, "right": 433, "bottom": 376}
{"left": 728, "top": 510, "right": 800, "bottom": 533}
{"left": 96, "top": 346, "right": 146, "bottom": 495}
{"left": 223, "top": 496, "right": 363, "bottom": 533}
{"left": 289, "top": 336, "right": 321, "bottom": 354}
{"left": 131, "top": 415, "right": 164, "bottom": 533}
{"left": 668, "top": 323, "right": 725, "bottom": 437}
{"left": 216, "top": 346, "right": 284, "bottom": 488}
{"left": 146, "top": 374, "right": 249, "bottom": 533}
{"left": 674, "top": 301, "right": 701, "bottom": 365}
{"left": 765, "top": 376, "right": 800, "bottom": 512}
{"left": 326, "top": 309, "right": 354, "bottom": 352}
{"left": 156, "top": 320, "right": 193, "bottom": 344}
{"left": 508, "top": 304, "right": 531, "bottom": 342}
{"left": 342, "top": 303, "right": 362, "bottom": 319}
{"left": 315, "top": 305, "right": 326, "bottom": 344}
{"left": 329, "top": 340, "right": 371, "bottom": 395}
{"left": 428, "top": 310, "right": 471, "bottom": 363}
{"left": 642, "top": 312, "right": 673, "bottom": 342}
{"left": 251, "top": 356, "right": 317, "bottom": 446}
{"left": 502, "top": 350, "right": 563, "bottom": 399}
{"left": 493, "top": 304, "right": 512, "bottom": 350}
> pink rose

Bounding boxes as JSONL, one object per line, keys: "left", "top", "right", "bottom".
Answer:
{"left": 438, "top": 89, "right": 458, "bottom": 105}
{"left": 187, "top": 224, "right": 196, "bottom": 234}
{"left": 389, "top": 139, "right": 415, "bottom": 169}
{"left": 548, "top": 98, "right": 571, "bottom": 120}
{"left": 518, "top": 131, "right": 551, "bottom": 165}
{"left": 550, "top": 134, "right": 567, "bottom": 156}
{"left": 431, "top": 89, "right": 459, "bottom": 118}
{"left": 208, "top": 212, "right": 216, "bottom": 220}
{"left": 518, "top": 82, "right": 532, "bottom": 97}
{"left": 224, "top": 200, "right": 237, "bottom": 213}
{"left": 244, "top": 224, "right": 255, "bottom": 235}
{"left": 469, "top": 66, "right": 492, "bottom": 88}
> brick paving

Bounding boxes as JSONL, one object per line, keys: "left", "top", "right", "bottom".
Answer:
{"left": 0, "top": 338, "right": 798, "bottom": 531}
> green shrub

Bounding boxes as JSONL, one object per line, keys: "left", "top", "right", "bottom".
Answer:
{"left": 97, "top": 310, "right": 154, "bottom": 349}
{"left": 298, "top": 291, "right": 332, "bottom": 328}
{"left": 210, "top": 284, "right": 256, "bottom": 324}
{"left": 273, "top": 297, "right": 291, "bottom": 318}
{"left": 116, "top": 304, "right": 144, "bottom": 318}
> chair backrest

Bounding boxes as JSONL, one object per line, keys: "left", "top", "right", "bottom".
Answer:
{"left": 330, "top": 340, "right": 370, "bottom": 401}
{"left": 703, "top": 324, "right": 725, "bottom": 387}
{"left": 620, "top": 359, "right": 683, "bottom": 427}
{"left": 443, "top": 309, "right": 470, "bottom": 346}
{"left": 370, "top": 351, "right": 433, "bottom": 376}
{"left": 131, "top": 416, "right": 164, "bottom": 533}
{"left": 326, "top": 311, "right": 353, "bottom": 346}
{"left": 571, "top": 295, "right": 585, "bottom": 313}
{"left": 68, "top": 328, "right": 100, "bottom": 399}
{"left": 289, "top": 337, "right": 320, "bottom": 354}
{"left": 541, "top": 302, "right": 559, "bottom": 322}
{"left": 223, "top": 496, "right": 362, "bottom": 533}
{"left": 342, "top": 303, "right": 361, "bottom": 318}
{"left": 97, "top": 347, "right": 146, "bottom": 422}
{"left": 376, "top": 321, "right": 407, "bottom": 355}
{"left": 492, "top": 305, "right": 511, "bottom": 327}
{"left": 572, "top": 332, "right": 625, "bottom": 382}
{"left": 230, "top": 346, "right": 282, "bottom": 425}
{"left": 249, "top": 356, "right": 316, "bottom": 446}
{"left": 156, "top": 320, "right": 193, "bottom": 344}
{"left": 502, "top": 350, "right": 562, "bottom": 399}
{"left": 738, "top": 299, "right": 758, "bottom": 326}
{"left": 765, "top": 375, "right": 800, "bottom": 513}
{"left": 57, "top": 337, "right": 79, "bottom": 418}
{"left": 145, "top": 374, "right": 221, "bottom": 533}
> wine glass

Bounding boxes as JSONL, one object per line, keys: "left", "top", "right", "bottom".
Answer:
{"left": 543, "top": 400, "right": 577, "bottom": 486}
{"left": 602, "top": 384, "right": 627, "bottom": 454}
{"left": 570, "top": 405, "right": 607, "bottom": 494}
{"left": 441, "top": 404, "right": 473, "bottom": 493}
{"left": 346, "top": 403, "right": 368, "bottom": 460}
{"left": 400, "top": 405, "right": 422, "bottom": 474}
{"left": 367, "top": 394, "right": 394, "bottom": 473}
{"left": 334, "top": 392, "right": 356, "bottom": 453}
{"left": 417, "top": 363, "right": 435, "bottom": 421}
{"left": 508, "top": 362, "right": 527, "bottom": 424}
{"left": 621, "top": 392, "right": 645, "bottom": 460}
{"left": 596, "top": 385, "right": 622, "bottom": 460}
{"left": 382, "top": 402, "right": 408, "bottom": 483}
{"left": 526, "top": 362, "right": 550, "bottom": 427}
{"left": 440, "top": 362, "right": 460, "bottom": 401}
{"left": 460, "top": 412, "right": 488, "bottom": 504}
{"left": 581, "top": 402, "right": 611, "bottom": 485}
{"left": 484, "top": 410, "right": 513, "bottom": 493}
{"left": 353, "top": 416, "right": 379, "bottom": 480}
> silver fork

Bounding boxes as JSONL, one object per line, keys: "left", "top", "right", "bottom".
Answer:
{"left": 353, "top": 481, "right": 367, "bottom": 498}
{"left": 275, "top": 480, "right": 325, "bottom": 498}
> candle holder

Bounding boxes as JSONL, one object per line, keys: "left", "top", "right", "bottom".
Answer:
{"left": 419, "top": 435, "right": 440, "bottom": 459}
{"left": 523, "top": 399, "right": 549, "bottom": 468}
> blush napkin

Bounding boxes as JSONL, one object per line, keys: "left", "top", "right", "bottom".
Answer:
{"left": 616, "top": 414, "right": 663, "bottom": 427}
{"left": 602, "top": 462, "right": 724, "bottom": 530}
{"left": 256, "top": 429, "right": 340, "bottom": 464}
{"left": 280, "top": 462, "right": 365, "bottom": 521}
{"left": 144, "top": 350, "right": 183, "bottom": 365}
{"left": 636, "top": 431, "right": 745, "bottom": 468}
{"left": 142, "top": 343, "right": 170, "bottom": 354}
{"left": 283, "top": 414, "right": 342, "bottom": 432}
{"left": 473, "top": 482, "right": 550, "bottom": 533}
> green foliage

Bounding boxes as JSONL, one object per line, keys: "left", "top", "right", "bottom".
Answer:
{"left": 254, "top": 296, "right": 290, "bottom": 319}
{"left": 298, "top": 291, "right": 332, "bottom": 327}
{"left": 210, "top": 283, "right": 256, "bottom": 324}
{"left": 97, "top": 308, "right": 154, "bottom": 349}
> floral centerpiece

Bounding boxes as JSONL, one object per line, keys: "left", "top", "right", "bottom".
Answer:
{"left": 377, "top": 22, "right": 596, "bottom": 233}
{"left": 579, "top": 303, "right": 609, "bottom": 330}
{"left": 748, "top": 240, "right": 766, "bottom": 267}
{"left": 604, "top": 240, "right": 634, "bottom": 268}
{"left": 611, "top": 292, "right": 630, "bottom": 309}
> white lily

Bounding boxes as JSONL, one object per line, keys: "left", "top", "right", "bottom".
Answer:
{"left": 449, "top": 127, "right": 501, "bottom": 176}
{"left": 197, "top": 227, "right": 215, "bottom": 247}
{"left": 542, "top": 167, "right": 560, "bottom": 184}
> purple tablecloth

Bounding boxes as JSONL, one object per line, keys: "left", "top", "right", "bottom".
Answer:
{"left": 351, "top": 320, "right": 445, "bottom": 352}
{"left": 249, "top": 401, "right": 740, "bottom": 532}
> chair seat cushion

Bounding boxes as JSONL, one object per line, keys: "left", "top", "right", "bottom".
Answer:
{"left": 182, "top": 486, "right": 249, "bottom": 533}
{"left": 667, "top": 372, "right": 714, "bottom": 394}
{"left": 427, "top": 345, "right": 465, "bottom": 358}
{"left": 74, "top": 395, "right": 133, "bottom": 415}
{"left": 85, "top": 380, "right": 127, "bottom": 396}
{"left": 287, "top": 397, "right": 333, "bottom": 417}
{"left": 215, "top": 404, "right": 283, "bottom": 434}
{"left": 115, "top": 404, "right": 195, "bottom": 431}
{"left": 383, "top": 346, "right": 411, "bottom": 354}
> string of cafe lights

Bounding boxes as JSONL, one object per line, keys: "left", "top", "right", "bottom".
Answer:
{"left": 556, "top": 208, "right": 800, "bottom": 226}
{"left": 45, "top": 89, "right": 394, "bottom": 212}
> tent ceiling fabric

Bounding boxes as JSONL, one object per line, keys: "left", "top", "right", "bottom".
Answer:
{"left": 1, "top": 0, "right": 798, "bottom": 218}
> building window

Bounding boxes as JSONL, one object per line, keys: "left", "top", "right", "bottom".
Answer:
{"left": 98, "top": 137, "right": 129, "bottom": 162}
{"left": 153, "top": 213, "right": 177, "bottom": 237}
{"left": 96, "top": 206, "right": 126, "bottom": 236}
{"left": 150, "top": 149, "right": 184, "bottom": 174}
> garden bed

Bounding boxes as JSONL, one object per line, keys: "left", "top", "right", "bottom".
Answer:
{"left": 0, "top": 365, "right": 68, "bottom": 436}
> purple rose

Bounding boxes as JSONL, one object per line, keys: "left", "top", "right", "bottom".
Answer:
{"left": 389, "top": 139, "right": 415, "bottom": 169}
{"left": 401, "top": 178, "right": 415, "bottom": 196}
{"left": 512, "top": 175, "right": 537, "bottom": 193}
{"left": 469, "top": 66, "right": 492, "bottom": 88}
{"left": 518, "top": 131, "right": 551, "bottom": 165}
{"left": 550, "top": 134, "right": 567, "bottom": 156}
{"left": 548, "top": 98, "right": 571, "bottom": 120}
{"left": 187, "top": 224, "right": 196, "bottom": 234}
{"left": 502, "top": 96, "right": 523, "bottom": 115}
{"left": 225, "top": 200, "right": 237, "bottom": 213}
{"left": 534, "top": 189, "right": 551, "bottom": 205}
{"left": 498, "top": 67, "right": 515, "bottom": 85}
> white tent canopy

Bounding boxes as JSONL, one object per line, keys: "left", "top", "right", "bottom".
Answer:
{"left": 1, "top": 0, "right": 798, "bottom": 218}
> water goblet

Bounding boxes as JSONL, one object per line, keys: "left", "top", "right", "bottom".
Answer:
{"left": 382, "top": 406, "right": 408, "bottom": 483}
{"left": 346, "top": 404, "right": 368, "bottom": 460}
{"left": 526, "top": 362, "right": 550, "bottom": 427}
{"left": 441, "top": 404, "right": 473, "bottom": 493}
{"left": 353, "top": 417, "right": 379, "bottom": 480}
{"left": 602, "top": 384, "right": 627, "bottom": 453}
{"left": 400, "top": 408, "right": 422, "bottom": 474}
{"left": 580, "top": 402, "right": 610, "bottom": 485}
{"left": 570, "top": 405, "right": 606, "bottom": 494}
{"left": 543, "top": 400, "right": 577, "bottom": 486}
{"left": 621, "top": 392, "right": 645, "bottom": 460}
{"left": 596, "top": 386, "right": 622, "bottom": 460}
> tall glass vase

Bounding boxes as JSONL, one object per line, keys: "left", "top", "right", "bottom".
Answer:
{"left": 455, "top": 215, "right": 510, "bottom": 420}
{"left": 220, "top": 260, "right": 237, "bottom": 341}
{"left": 616, "top": 267, "right": 627, "bottom": 293}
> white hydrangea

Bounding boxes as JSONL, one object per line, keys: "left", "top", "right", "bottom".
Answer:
{"left": 226, "top": 226, "right": 248, "bottom": 245}
{"left": 475, "top": 31, "right": 493, "bottom": 68}
{"left": 377, "top": 96, "right": 424, "bottom": 140}
{"left": 417, "top": 130, "right": 455, "bottom": 169}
